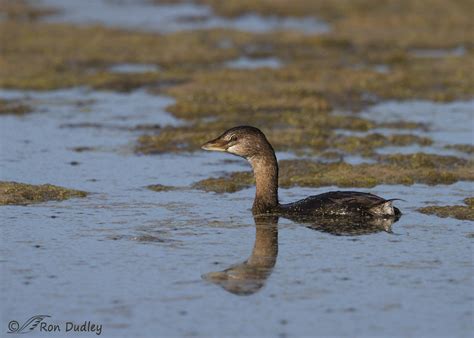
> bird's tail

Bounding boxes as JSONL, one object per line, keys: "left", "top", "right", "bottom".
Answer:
{"left": 369, "top": 199, "right": 403, "bottom": 217}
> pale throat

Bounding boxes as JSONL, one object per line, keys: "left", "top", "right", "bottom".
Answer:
{"left": 248, "top": 153, "right": 279, "bottom": 212}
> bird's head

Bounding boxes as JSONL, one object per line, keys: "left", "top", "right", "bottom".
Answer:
{"left": 201, "top": 126, "right": 272, "bottom": 159}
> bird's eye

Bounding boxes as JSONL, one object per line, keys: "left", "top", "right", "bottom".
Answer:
{"left": 230, "top": 135, "right": 237, "bottom": 142}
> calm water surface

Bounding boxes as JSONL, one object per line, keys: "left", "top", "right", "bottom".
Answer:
{"left": 1, "top": 88, "right": 473, "bottom": 337}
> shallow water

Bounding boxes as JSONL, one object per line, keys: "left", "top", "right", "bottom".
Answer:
{"left": 39, "top": 0, "right": 329, "bottom": 34}
{"left": 1, "top": 88, "right": 473, "bottom": 337}
{"left": 225, "top": 56, "right": 282, "bottom": 69}
{"left": 108, "top": 63, "right": 160, "bottom": 74}
{"left": 411, "top": 46, "right": 466, "bottom": 58}
{"left": 336, "top": 99, "right": 474, "bottom": 158}
{"left": 363, "top": 100, "right": 474, "bottom": 145}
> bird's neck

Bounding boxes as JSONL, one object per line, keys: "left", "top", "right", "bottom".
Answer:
{"left": 249, "top": 150, "right": 279, "bottom": 214}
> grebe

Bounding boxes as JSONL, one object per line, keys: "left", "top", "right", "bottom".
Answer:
{"left": 201, "top": 126, "right": 401, "bottom": 218}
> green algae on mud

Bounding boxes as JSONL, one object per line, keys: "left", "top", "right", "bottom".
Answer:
{"left": 178, "top": 0, "right": 473, "bottom": 48}
{"left": 136, "top": 121, "right": 432, "bottom": 156}
{"left": 193, "top": 153, "right": 474, "bottom": 193}
{"left": 134, "top": 56, "right": 469, "bottom": 155}
{"left": 152, "top": 0, "right": 474, "bottom": 128}
{"left": 0, "top": 181, "right": 88, "bottom": 206}
{"left": 1, "top": 0, "right": 473, "bottom": 162}
{"left": 192, "top": 172, "right": 254, "bottom": 193}
{"left": 332, "top": 133, "right": 432, "bottom": 156}
{"left": 1, "top": 0, "right": 473, "bottom": 100}
{"left": 0, "top": 20, "right": 249, "bottom": 90}
{"left": 0, "top": 0, "right": 472, "bottom": 123}
{"left": 418, "top": 198, "right": 474, "bottom": 221}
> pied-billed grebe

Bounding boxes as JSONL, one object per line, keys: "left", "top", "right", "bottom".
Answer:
{"left": 202, "top": 126, "right": 401, "bottom": 218}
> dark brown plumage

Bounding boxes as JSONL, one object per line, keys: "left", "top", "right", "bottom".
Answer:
{"left": 202, "top": 126, "right": 401, "bottom": 219}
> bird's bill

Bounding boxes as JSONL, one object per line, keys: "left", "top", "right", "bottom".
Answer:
{"left": 201, "top": 137, "right": 228, "bottom": 152}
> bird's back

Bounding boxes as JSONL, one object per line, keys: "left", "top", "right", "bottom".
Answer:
{"left": 280, "top": 191, "right": 401, "bottom": 218}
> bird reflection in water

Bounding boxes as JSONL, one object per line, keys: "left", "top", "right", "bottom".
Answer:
{"left": 203, "top": 215, "right": 399, "bottom": 295}
{"left": 287, "top": 213, "right": 400, "bottom": 236}
{"left": 202, "top": 215, "right": 278, "bottom": 296}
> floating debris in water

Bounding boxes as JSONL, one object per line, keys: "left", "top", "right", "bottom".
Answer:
{"left": 146, "top": 184, "right": 177, "bottom": 192}
{"left": 69, "top": 146, "right": 97, "bottom": 152}
{"left": 0, "top": 98, "right": 31, "bottom": 115}
{"left": 0, "top": 181, "right": 87, "bottom": 205}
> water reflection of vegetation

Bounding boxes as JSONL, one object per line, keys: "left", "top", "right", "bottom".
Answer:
{"left": 203, "top": 214, "right": 398, "bottom": 295}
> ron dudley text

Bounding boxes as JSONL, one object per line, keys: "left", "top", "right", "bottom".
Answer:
{"left": 41, "top": 321, "right": 102, "bottom": 335}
